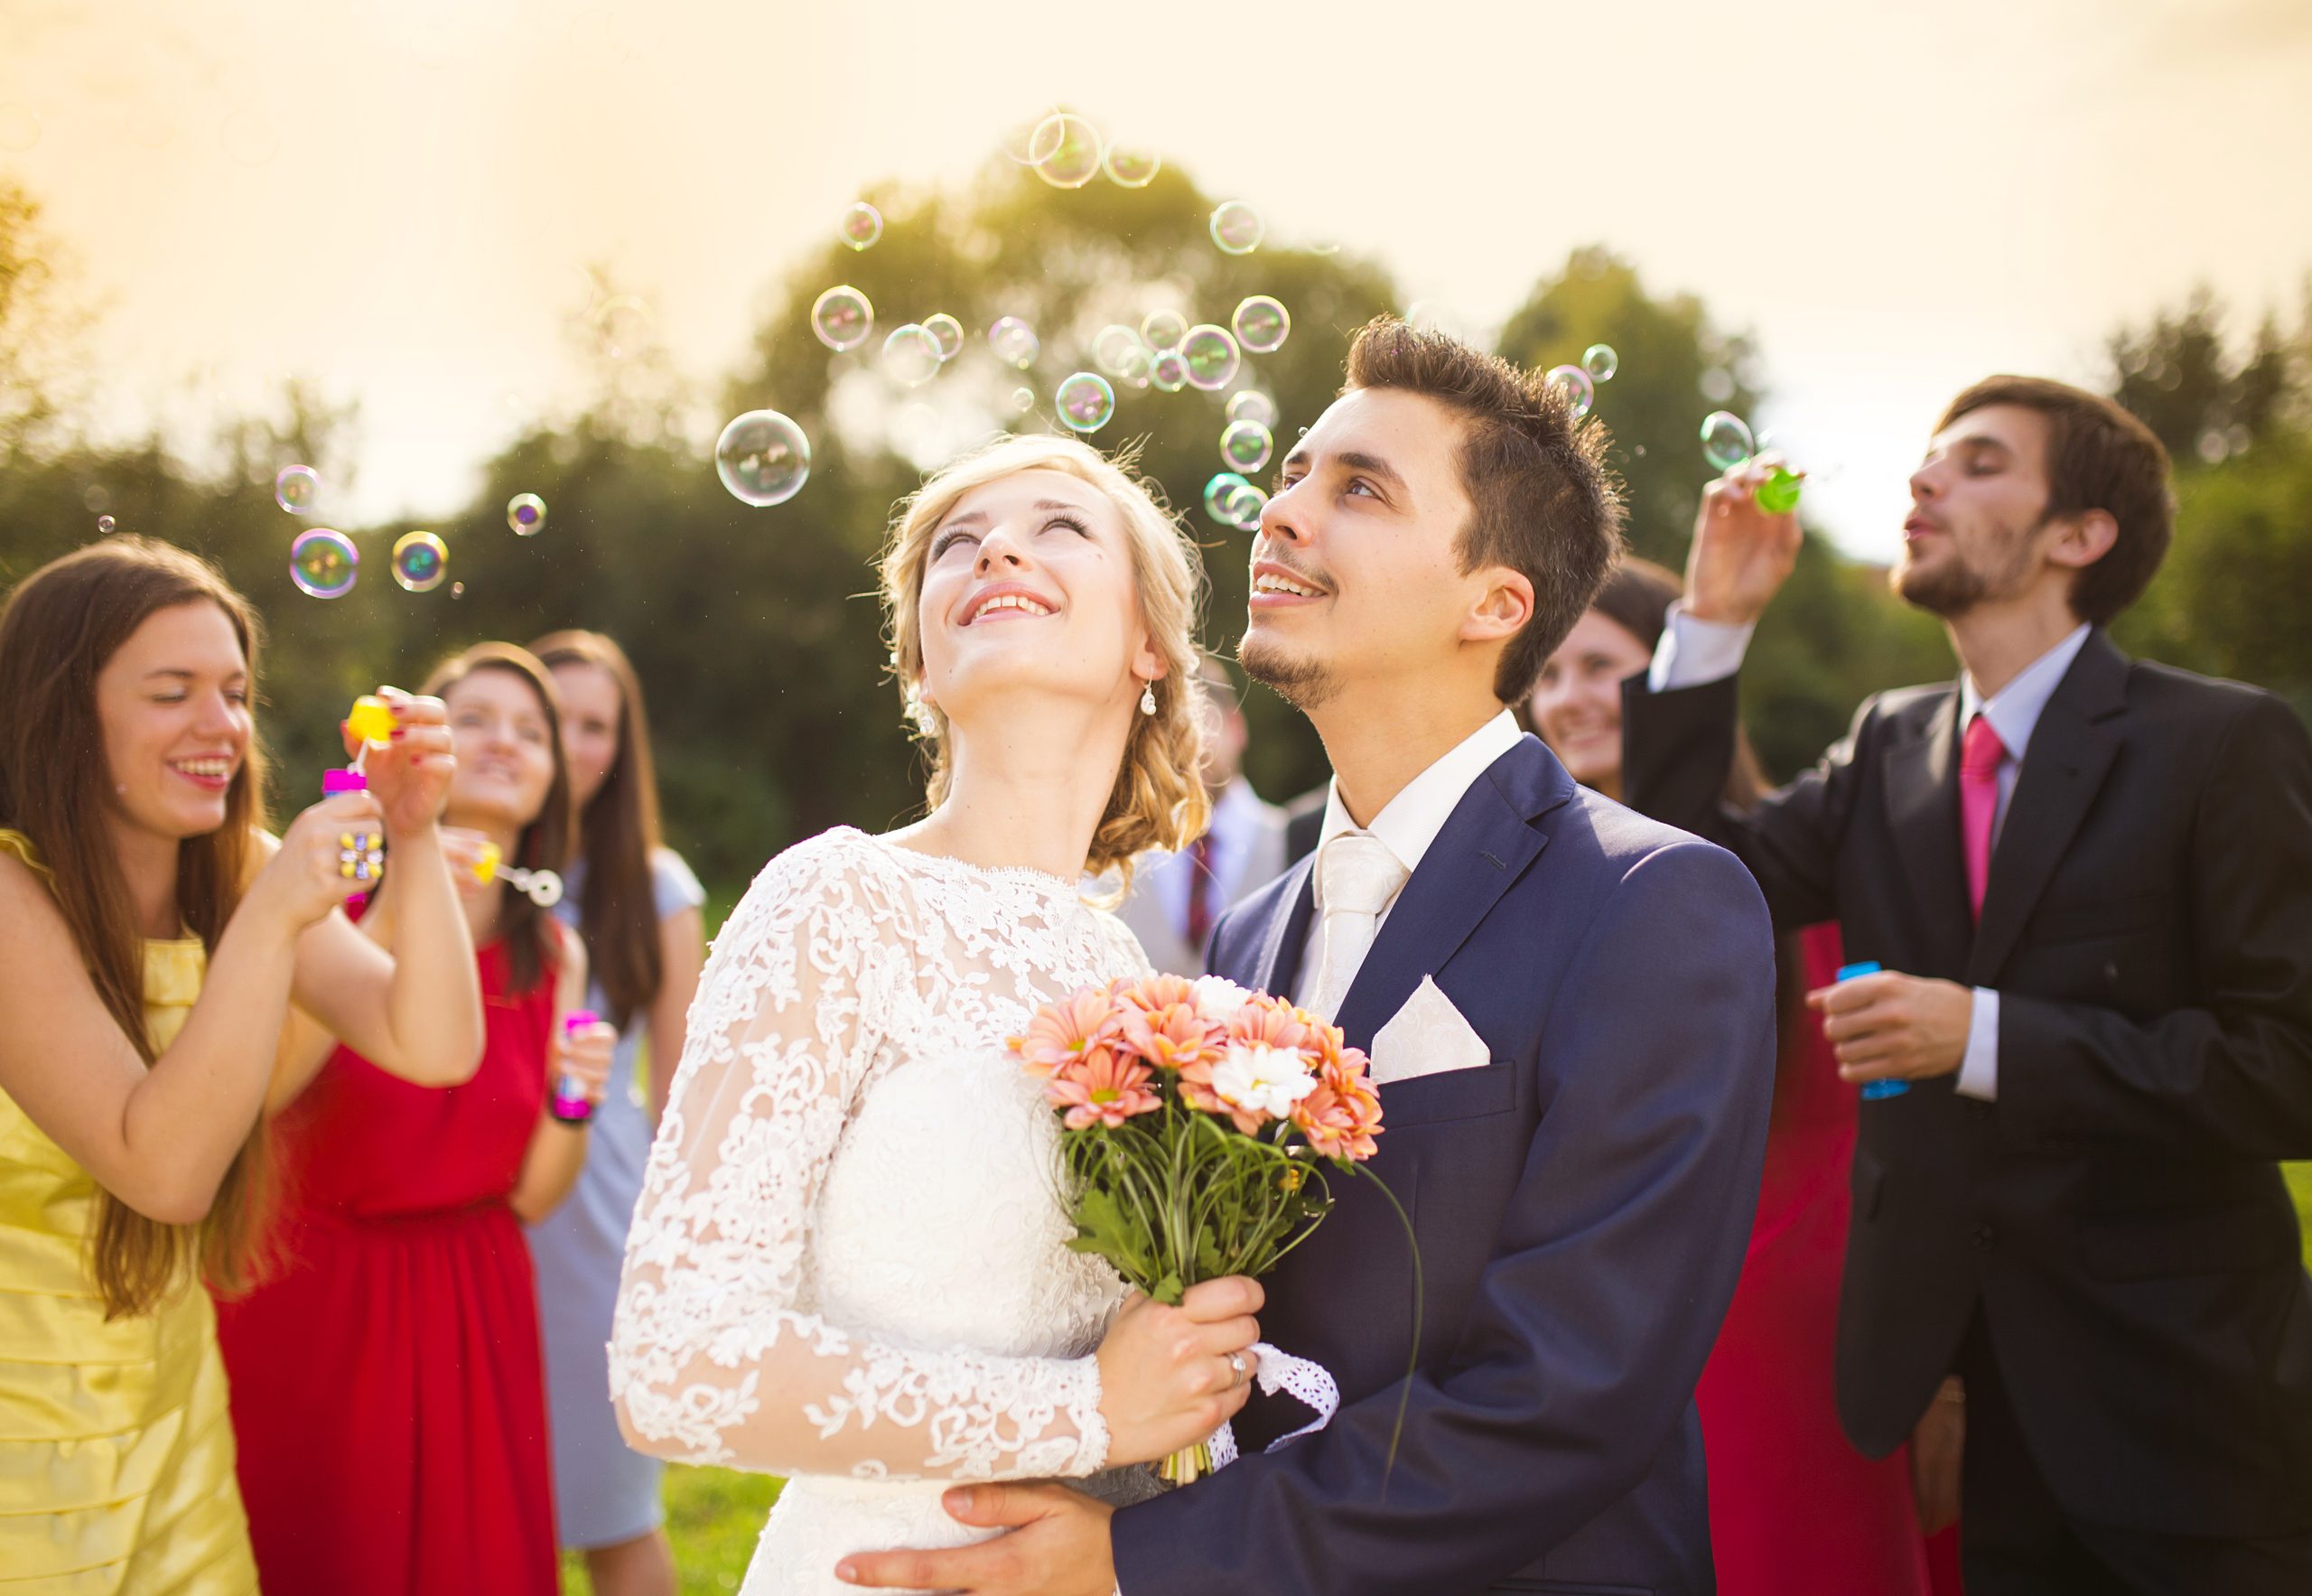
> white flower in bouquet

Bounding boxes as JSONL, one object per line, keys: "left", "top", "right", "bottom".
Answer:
{"left": 1210, "top": 1041, "right": 1320, "bottom": 1120}
{"left": 1189, "top": 975, "right": 1254, "bottom": 1023}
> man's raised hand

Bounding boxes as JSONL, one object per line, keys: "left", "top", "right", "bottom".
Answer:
{"left": 1684, "top": 459, "right": 1804, "bottom": 628}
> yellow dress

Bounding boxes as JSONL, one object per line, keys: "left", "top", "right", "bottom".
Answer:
{"left": 0, "top": 830, "right": 259, "bottom": 1593}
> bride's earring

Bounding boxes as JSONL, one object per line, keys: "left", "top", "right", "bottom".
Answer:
{"left": 1139, "top": 683, "right": 1158, "bottom": 717}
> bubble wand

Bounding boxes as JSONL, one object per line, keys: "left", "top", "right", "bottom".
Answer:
{"left": 471, "top": 839, "right": 564, "bottom": 908}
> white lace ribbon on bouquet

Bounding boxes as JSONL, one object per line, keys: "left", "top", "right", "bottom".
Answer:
{"left": 1207, "top": 1341, "right": 1340, "bottom": 1469}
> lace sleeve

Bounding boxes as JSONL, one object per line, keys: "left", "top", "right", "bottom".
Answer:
{"left": 607, "top": 835, "right": 1111, "bottom": 1480}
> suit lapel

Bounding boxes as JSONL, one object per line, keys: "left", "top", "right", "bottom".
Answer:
{"left": 1882, "top": 690, "right": 1973, "bottom": 972}
{"left": 1330, "top": 740, "right": 1566, "bottom": 1052}
{"left": 1967, "top": 633, "right": 2128, "bottom": 985}
{"left": 1251, "top": 855, "right": 1317, "bottom": 1000}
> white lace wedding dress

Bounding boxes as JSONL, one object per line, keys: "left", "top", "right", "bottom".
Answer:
{"left": 609, "top": 826, "right": 1161, "bottom": 1595}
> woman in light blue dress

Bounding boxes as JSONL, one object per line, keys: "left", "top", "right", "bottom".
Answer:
{"left": 527, "top": 631, "right": 707, "bottom": 1596}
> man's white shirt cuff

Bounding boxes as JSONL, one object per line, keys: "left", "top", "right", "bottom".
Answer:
{"left": 1648, "top": 602, "right": 1756, "bottom": 693}
{"left": 1955, "top": 987, "right": 2000, "bottom": 1100}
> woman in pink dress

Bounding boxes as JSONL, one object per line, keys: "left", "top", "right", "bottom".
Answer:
{"left": 1528, "top": 556, "right": 1962, "bottom": 1596}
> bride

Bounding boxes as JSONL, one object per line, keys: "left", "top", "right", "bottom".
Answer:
{"left": 608, "top": 434, "right": 1264, "bottom": 1594}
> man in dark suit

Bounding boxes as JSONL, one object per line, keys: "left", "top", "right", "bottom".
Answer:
{"left": 840, "top": 320, "right": 1776, "bottom": 1595}
{"left": 1620, "top": 376, "right": 2312, "bottom": 1593}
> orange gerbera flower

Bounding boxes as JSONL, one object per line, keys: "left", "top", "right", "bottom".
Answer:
{"left": 1011, "top": 987, "right": 1123, "bottom": 1078}
{"left": 1044, "top": 1048, "right": 1163, "bottom": 1131}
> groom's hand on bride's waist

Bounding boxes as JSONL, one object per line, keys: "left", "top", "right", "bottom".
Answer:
{"left": 834, "top": 1482, "right": 1116, "bottom": 1595}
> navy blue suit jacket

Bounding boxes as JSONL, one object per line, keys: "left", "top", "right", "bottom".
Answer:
{"left": 1109, "top": 735, "right": 1777, "bottom": 1596}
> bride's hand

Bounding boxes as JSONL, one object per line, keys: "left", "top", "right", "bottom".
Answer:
{"left": 1094, "top": 1276, "right": 1263, "bottom": 1466}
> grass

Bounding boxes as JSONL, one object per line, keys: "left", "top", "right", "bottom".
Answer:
{"left": 558, "top": 1469, "right": 783, "bottom": 1594}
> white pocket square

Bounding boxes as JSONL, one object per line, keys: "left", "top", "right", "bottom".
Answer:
{"left": 1368, "top": 976, "right": 1491, "bottom": 1087}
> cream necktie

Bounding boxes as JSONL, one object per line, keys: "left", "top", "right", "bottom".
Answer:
{"left": 1306, "top": 833, "right": 1411, "bottom": 1023}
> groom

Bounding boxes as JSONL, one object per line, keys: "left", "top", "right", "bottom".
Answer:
{"left": 839, "top": 319, "right": 1777, "bottom": 1595}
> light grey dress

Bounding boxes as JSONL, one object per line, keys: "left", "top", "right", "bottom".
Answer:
{"left": 528, "top": 847, "right": 704, "bottom": 1547}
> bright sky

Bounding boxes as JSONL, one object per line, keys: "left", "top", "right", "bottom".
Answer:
{"left": 3, "top": 0, "right": 2307, "bottom": 560}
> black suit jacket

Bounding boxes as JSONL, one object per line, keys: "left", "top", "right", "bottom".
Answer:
{"left": 1622, "top": 630, "right": 2312, "bottom": 1537}
{"left": 1110, "top": 736, "right": 1776, "bottom": 1596}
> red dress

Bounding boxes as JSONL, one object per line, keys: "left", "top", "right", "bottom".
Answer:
{"left": 1695, "top": 923, "right": 1962, "bottom": 1596}
{"left": 218, "top": 939, "right": 560, "bottom": 1595}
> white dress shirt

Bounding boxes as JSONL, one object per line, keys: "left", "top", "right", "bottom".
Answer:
{"left": 1649, "top": 605, "right": 2095, "bottom": 1102}
{"left": 1293, "top": 711, "right": 1527, "bottom": 1010}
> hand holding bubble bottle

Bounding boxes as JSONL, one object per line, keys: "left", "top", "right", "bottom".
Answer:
{"left": 1700, "top": 411, "right": 1809, "bottom": 515}
{"left": 550, "top": 1010, "right": 614, "bottom": 1125}
{"left": 1833, "top": 962, "right": 1910, "bottom": 1100}
{"left": 323, "top": 695, "right": 398, "bottom": 902}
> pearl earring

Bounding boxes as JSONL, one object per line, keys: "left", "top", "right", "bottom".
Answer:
{"left": 1139, "top": 684, "right": 1157, "bottom": 716}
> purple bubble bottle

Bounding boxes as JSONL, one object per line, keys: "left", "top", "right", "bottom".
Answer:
{"left": 551, "top": 1010, "right": 600, "bottom": 1125}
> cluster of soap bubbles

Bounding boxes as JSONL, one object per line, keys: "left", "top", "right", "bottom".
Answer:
{"left": 1203, "top": 473, "right": 1267, "bottom": 532}
{"left": 716, "top": 411, "right": 813, "bottom": 507}
{"left": 1541, "top": 344, "right": 1618, "bottom": 421}
{"left": 1022, "top": 113, "right": 1162, "bottom": 191}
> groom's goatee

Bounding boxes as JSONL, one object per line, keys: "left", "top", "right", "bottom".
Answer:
{"left": 1237, "top": 635, "right": 1338, "bottom": 710}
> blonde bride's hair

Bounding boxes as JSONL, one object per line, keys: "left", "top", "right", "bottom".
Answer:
{"left": 880, "top": 434, "right": 1209, "bottom": 889}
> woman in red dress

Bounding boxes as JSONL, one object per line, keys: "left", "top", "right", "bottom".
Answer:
{"left": 1528, "top": 558, "right": 1962, "bottom": 1596}
{"left": 219, "top": 643, "right": 613, "bottom": 1595}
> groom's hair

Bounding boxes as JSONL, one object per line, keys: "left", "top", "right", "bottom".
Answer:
{"left": 1344, "top": 317, "right": 1626, "bottom": 704}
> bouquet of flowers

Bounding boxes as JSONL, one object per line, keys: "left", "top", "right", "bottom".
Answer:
{"left": 1011, "top": 972, "right": 1405, "bottom": 1483}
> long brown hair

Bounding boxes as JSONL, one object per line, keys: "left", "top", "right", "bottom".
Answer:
{"left": 420, "top": 644, "right": 573, "bottom": 995}
{"left": 0, "top": 536, "right": 273, "bottom": 1318}
{"left": 1549, "top": 555, "right": 1812, "bottom": 1114}
{"left": 529, "top": 630, "right": 664, "bottom": 1029}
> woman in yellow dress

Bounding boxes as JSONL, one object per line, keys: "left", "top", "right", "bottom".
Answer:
{"left": 0, "top": 537, "right": 486, "bottom": 1592}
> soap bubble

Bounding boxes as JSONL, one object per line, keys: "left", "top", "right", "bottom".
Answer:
{"left": 1220, "top": 420, "right": 1273, "bottom": 473}
{"left": 923, "top": 313, "right": 965, "bottom": 363}
{"left": 839, "top": 202, "right": 882, "bottom": 251}
{"left": 1055, "top": 372, "right": 1116, "bottom": 434}
{"left": 451, "top": 583, "right": 465, "bottom": 598}
{"left": 275, "top": 464, "right": 320, "bottom": 514}
{"left": 508, "top": 493, "right": 547, "bottom": 536}
{"left": 714, "top": 410, "right": 812, "bottom": 507}
{"left": 1209, "top": 201, "right": 1263, "bottom": 255}
{"left": 1139, "top": 310, "right": 1188, "bottom": 352}
{"left": 1030, "top": 113, "right": 1103, "bottom": 189}
{"left": 1149, "top": 349, "right": 1189, "bottom": 392}
{"left": 1007, "top": 386, "right": 1037, "bottom": 415}
{"left": 1104, "top": 143, "right": 1161, "bottom": 188}
{"left": 391, "top": 531, "right": 448, "bottom": 593}
{"left": 881, "top": 324, "right": 942, "bottom": 387}
{"left": 1178, "top": 324, "right": 1241, "bottom": 391}
{"left": 592, "top": 294, "right": 653, "bottom": 359}
{"left": 1226, "top": 391, "right": 1277, "bottom": 429}
{"left": 290, "top": 529, "right": 359, "bottom": 599}
{"left": 1231, "top": 295, "right": 1291, "bottom": 355}
{"left": 1700, "top": 411, "right": 1756, "bottom": 471}
{"left": 1114, "top": 345, "right": 1152, "bottom": 388}
{"left": 1093, "top": 324, "right": 1146, "bottom": 377}
{"left": 1544, "top": 364, "right": 1596, "bottom": 419}
{"left": 1583, "top": 343, "right": 1619, "bottom": 381}
{"left": 987, "top": 316, "right": 1039, "bottom": 368}
{"left": 97, "top": 514, "right": 116, "bottom": 534}
{"left": 811, "top": 285, "right": 874, "bottom": 352}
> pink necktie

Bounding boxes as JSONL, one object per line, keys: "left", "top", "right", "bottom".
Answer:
{"left": 1960, "top": 713, "right": 2007, "bottom": 923}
